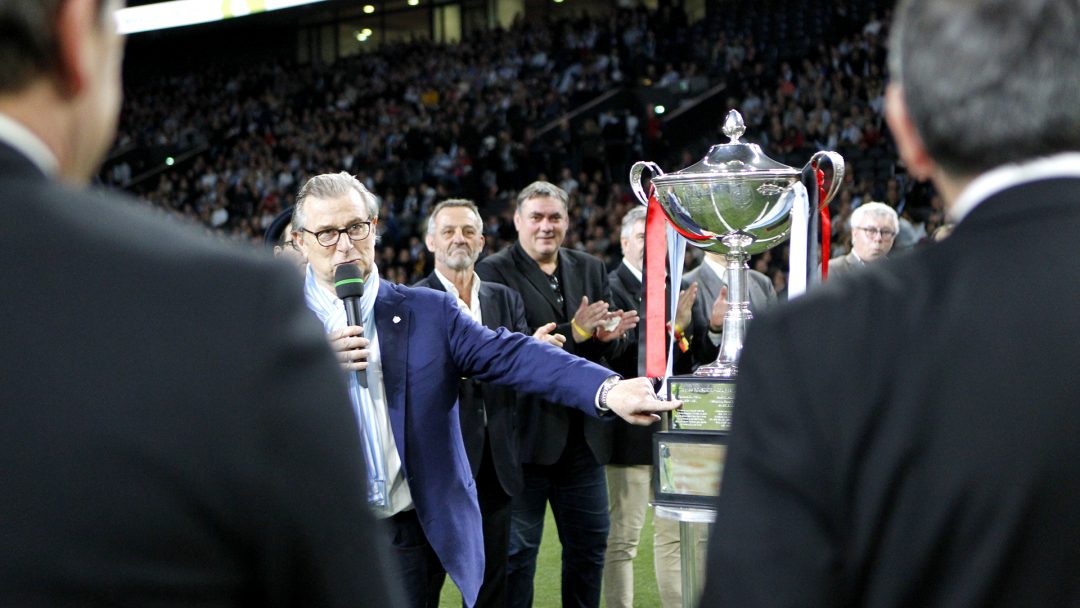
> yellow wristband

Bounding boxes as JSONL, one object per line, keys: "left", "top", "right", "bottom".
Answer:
{"left": 571, "top": 318, "right": 593, "bottom": 341}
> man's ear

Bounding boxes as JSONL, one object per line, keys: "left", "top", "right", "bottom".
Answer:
{"left": 885, "top": 85, "right": 935, "bottom": 182}
{"left": 424, "top": 233, "right": 435, "bottom": 253}
{"left": 53, "top": 0, "right": 99, "bottom": 98}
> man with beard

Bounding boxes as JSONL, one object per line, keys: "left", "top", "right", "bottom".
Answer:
{"left": 414, "top": 199, "right": 564, "bottom": 607}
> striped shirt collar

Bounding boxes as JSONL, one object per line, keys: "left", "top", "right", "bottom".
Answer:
{"left": 0, "top": 112, "right": 59, "bottom": 176}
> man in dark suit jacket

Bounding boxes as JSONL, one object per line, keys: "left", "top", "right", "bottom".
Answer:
{"left": 0, "top": 2, "right": 402, "bottom": 605}
{"left": 414, "top": 199, "right": 565, "bottom": 608}
{"left": 702, "top": 0, "right": 1080, "bottom": 606}
{"left": 475, "top": 181, "right": 638, "bottom": 608}
{"left": 293, "top": 174, "right": 674, "bottom": 608}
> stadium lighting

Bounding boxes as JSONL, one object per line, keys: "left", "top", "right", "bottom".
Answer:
{"left": 165, "top": 157, "right": 176, "bottom": 166}
{"left": 407, "top": 0, "right": 420, "bottom": 5}
{"left": 363, "top": 4, "right": 376, "bottom": 13}
{"left": 654, "top": 104, "right": 666, "bottom": 115}
{"left": 115, "top": 0, "right": 333, "bottom": 35}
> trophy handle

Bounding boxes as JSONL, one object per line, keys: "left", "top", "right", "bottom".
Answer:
{"left": 629, "top": 161, "right": 664, "bottom": 207}
{"left": 808, "top": 151, "right": 845, "bottom": 210}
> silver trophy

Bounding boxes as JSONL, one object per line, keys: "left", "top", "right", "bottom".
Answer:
{"left": 630, "top": 109, "right": 843, "bottom": 377}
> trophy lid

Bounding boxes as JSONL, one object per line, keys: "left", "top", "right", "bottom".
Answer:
{"left": 657, "top": 110, "right": 798, "bottom": 182}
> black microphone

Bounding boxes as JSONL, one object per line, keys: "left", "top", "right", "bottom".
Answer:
{"left": 334, "top": 264, "right": 368, "bottom": 389}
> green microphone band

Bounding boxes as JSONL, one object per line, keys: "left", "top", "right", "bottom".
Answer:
{"left": 334, "top": 278, "right": 365, "bottom": 287}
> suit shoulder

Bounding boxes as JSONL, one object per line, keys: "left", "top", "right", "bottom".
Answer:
{"left": 412, "top": 274, "right": 440, "bottom": 290}
{"left": 481, "top": 281, "right": 519, "bottom": 299}
{"left": 477, "top": 248, "right": 514, "bottom": 269}
{"left": 388, "top": 281, "right": 456, "bottom": 306}
{"left": 28, "top": 182, "right": 289, "bottom": 290}
{"left": 562, "top": 247, "right": 605, "bottom": 268}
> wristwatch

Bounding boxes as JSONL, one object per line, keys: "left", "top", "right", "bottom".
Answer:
{"left": 596, "top": 375, "right": 620, "bottom": 413}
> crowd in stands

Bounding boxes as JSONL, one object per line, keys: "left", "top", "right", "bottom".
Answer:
{"left": 106, "top": 0, "right": 941, "bottom": 292}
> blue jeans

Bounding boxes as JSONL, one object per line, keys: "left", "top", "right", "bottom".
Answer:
{"left": 384, "top": 508, "right": 445, "bottom": 608}
{"left": 506, "top": 435, "right": 609, "bottom": 608}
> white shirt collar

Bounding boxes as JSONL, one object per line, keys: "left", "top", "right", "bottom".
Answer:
{"left": 0, "top": 112, "right": 59, "bottom": 176}
{"left": 433, "top": 268, "right": 483, "bottom": 323}
{"left": 949, "top": 152, "right": 1080, "bottom": 223}
{"left": 621, "top": 258, "right": 643, "bottom": 283}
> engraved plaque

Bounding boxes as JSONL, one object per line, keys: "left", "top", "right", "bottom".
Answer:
{"left": 668, "top": 376, "right": 736, "bottom": 432}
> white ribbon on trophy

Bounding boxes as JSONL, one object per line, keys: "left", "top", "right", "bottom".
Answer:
{"left": 785, "top": 181, "right": 810, "bottom": 300}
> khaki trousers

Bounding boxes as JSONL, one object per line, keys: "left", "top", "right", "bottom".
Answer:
{"left": 603, "top": 465, "right": 709, "bottom": 608}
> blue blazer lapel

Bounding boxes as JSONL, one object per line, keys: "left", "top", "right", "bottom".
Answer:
{"left": 375, "top": 283, "right": 410, "bottom": 466}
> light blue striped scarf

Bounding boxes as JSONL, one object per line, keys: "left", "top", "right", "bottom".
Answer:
{"left": 303, "top": 264, "right": 387, "bottom": 506}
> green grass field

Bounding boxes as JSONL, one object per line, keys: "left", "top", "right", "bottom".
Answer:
{"left": 438, "top": 505, "right": 661, "bottom": 607}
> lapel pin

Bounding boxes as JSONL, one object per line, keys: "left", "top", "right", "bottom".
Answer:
{"left": 393, "top": 315, "right": 401, "bottom": 324}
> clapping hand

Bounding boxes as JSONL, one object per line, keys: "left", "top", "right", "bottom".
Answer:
{"left": 595, "top": 309, "right": 639, "bottom": 342}
{"left": 532, "top": 322, "right": 567, "bottom": 348}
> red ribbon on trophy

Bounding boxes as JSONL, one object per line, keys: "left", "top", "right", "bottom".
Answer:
{"left": 816, "top": 166, "right": 831, "bottom": 281}
{"left": 644, "top": 187, "right": 668, "bottom": 379}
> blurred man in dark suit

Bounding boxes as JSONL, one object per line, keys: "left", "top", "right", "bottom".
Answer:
{"left": 702, "top": 0, "right": 1080, "bottom": 605}
{"left": 0, "top": 1, "right": 401, "bottom": 605}
{"left": 415, "top": 199, "right": 564, "bottom": 607}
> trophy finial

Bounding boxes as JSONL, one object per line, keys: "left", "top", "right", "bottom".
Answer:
{"left": 723, "top": 110, "right": 746, "bottom": 143}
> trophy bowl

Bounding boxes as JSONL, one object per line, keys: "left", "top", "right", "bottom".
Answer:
{"left": 630, "top": 110, "right": 843, "bottom": 257}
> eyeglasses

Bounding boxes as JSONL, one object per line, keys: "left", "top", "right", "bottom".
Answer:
{"left": 547, "top": 273, "right": 565, "bottom": 308}
{"left": 303, "top": 221, "right": 376, "bottom": 247}
{"left": 855, "top": 226, "right": 897, "bottom": 239}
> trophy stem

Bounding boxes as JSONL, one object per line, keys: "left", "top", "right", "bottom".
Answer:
{"left": 694, "top": 251, "right": 751, "bottom": 378}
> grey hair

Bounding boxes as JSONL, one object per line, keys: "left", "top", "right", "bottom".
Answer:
{"left": 620, "top": 206, "right": 647, "bottom": 240}
{"left": 516, "top": 180, "right": 569, "bottom": 212}
{"left": 888, "top": 0, "right": 1080, "bottom": 175}
{"left": 292, "top": 172, "right": 379, "bottom": 233}
{"left": 425, "top": 199, "right": 483, "bottom": 237}
{"left": 0, "top": 0, "right": 114, "bottom": 93}
{"left": 850, "top": 202, "right": 899, "bottom": 232}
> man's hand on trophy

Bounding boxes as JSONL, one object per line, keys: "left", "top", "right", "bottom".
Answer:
{"left": 571, "top": 296, "right": 609, "bottom": 343}
{"left": 532, "top": 322, "right": 567, "bottom": 348}
{"left": 606, "top": 377, "right": 681, "bottom": 425}
{"left": 709, "top": 285, "right": 729, "bottom": 333}
{"left": 595, "top": 309, "right": 639, "bottom": 342}
{"left": 675, "top": 282, "right": 698, "bottom": 331}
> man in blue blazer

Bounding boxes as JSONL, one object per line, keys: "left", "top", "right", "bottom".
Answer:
{"left": 292, "top": 172, "right": 676, "bottom": 608}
